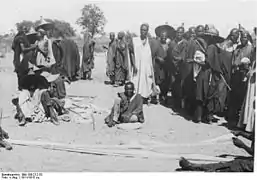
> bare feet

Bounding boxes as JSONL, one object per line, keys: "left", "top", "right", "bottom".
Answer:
{"left": 18, "top": 117, "right": 26, "bottom": 126}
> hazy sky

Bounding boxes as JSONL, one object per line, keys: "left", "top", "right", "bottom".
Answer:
{"left": 0, "top": 0, "right": 256, "bottom": 37}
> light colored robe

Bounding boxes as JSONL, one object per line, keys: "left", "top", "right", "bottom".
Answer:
{"left": 131, "top": 37, "right": 154, "bottom": 98}
{"left": 238, "top": 61, "right": 256, "bottom": 132}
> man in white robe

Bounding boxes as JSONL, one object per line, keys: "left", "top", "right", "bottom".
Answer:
{"left": 129, "top": 23, "right": 165, "bottom": 103}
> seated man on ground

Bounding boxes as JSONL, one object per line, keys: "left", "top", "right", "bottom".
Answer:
{"left": 178, "top": 129, "right": 254, "bottom": 172}
{"left": 13, "top": 69, "right": 67, "bottom": 126}
{"left": 0, "top": 126, "right": 12, "bottom": 150}
{"left": 105, "top": 82, "right": 145, "bottom": 127}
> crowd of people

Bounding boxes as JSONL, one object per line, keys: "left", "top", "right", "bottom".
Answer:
{"left": 1, "top": 16, "right": 256, "bottom": 172}
{"left": 103, "top": 23, "right": 255, "bottom": 172}
{"left": 104, "top": 23, "right": 256, "bottom": 129}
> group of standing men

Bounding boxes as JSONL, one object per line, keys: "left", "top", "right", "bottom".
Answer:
{"left": 105, "top": 23, "right": 256, "bottom": 130}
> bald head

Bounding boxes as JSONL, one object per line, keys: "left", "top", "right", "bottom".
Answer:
{"left": 124, "top": 82, "right": 135, "bottom": 97}
{"left": 140, "top": 23, "right": 149, "bottom": 40}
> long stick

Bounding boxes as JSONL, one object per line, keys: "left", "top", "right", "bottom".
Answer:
{"left": 7, "top": 139, "right": 233, "bottom": 162}
{"left": 91, "top": 113, "right": 96, "bottom": 131}
{"left": 0, "top": 108, "right": 3, "bottom": 140}
{"left": 67, "top": 95, "right": 96, "bottom": 99}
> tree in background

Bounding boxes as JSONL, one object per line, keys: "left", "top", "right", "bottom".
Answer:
{"left": 34, "top": 19, "right": 76, "bottom": 38}
{"left": 15, "top": 19, "right": 75, "bottom": 38}
{"left": 15, "top": 20, "right": 34, "bottom": 33}
{"left": 76, "top": 4, "right": 107, "bottom": 37}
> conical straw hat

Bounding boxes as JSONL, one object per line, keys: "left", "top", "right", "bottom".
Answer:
{"left": 35, "top": 16, "right": 54, "bottom": 31}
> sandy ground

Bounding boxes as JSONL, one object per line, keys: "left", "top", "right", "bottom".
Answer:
{"left": 0, "top": 52, "right": 250, "bottom": 172}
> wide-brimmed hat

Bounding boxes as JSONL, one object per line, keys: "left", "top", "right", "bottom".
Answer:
{"left": 200, "top": 24, "right": 225, "bottom": 43}
{"left": 35, "top": 16, "right": 54, "bottom": 31}
{"left": 40, "top": 71, "right": 60, "bottom": 83}
{"left": 26, "top": 27, "right": 39, "bottom": 44}
{"left": 155, "top": 24, "right": 176, "bottom": 40}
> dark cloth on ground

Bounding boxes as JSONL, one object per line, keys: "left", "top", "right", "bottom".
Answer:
{"left": 181, "top": 157, "right": 253, "bottom": 172}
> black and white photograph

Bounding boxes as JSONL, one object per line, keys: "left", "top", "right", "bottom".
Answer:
{"left": 0, "top": 0, "right": 256, "bottom": 176}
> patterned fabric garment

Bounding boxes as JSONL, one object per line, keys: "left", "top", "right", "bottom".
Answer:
{"left": 36, "top": 36, "right": 56, "bottom": 67}
{"left": 18, "top": 89, "right": 47, "bottom": 122}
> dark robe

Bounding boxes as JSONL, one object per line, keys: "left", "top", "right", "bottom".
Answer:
{"left": 228, "top": 43, "right": 253, "bottom": 124}
{"left": 60, "top": 39, "right": 80, "bottom": 80}
{"left": 104, "top": 93, "right": 144, "bottom": 127}
{"left": 12, "top": 32, "right": 25, "bottom": 72}
{"left": 106, "top": 40, "right": 117, "bottom": 82}
{"left": 12, "top": 35, "right": 38, "bottom": 90}
{"left": 50, "top": 40, "right": 64, "bottom": 75}
{"left": 182, "top": 38, "right": 202, "bottom": 113}
{"left": 81, "top": 40, "right": 95, "bottom": 74}
{"left": 154, "top": 43, "right": 167, "bottom": 85}
{"left": 115, "top": 40, "right": 129, "bottom": 83}
{"left": 205, "top": 44, "right": 233, "bottom": 115}
{"left": 118, "top": 93, "right": 144, "bottom": 123}
{"left": 170, "top": 39, "right": 188, "bottom": 107}
{"left": 50, "top": 76, "right": 67, "bottom": 99}
{"left": 12, "top": 34, "right": 31, "bottom": 73}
